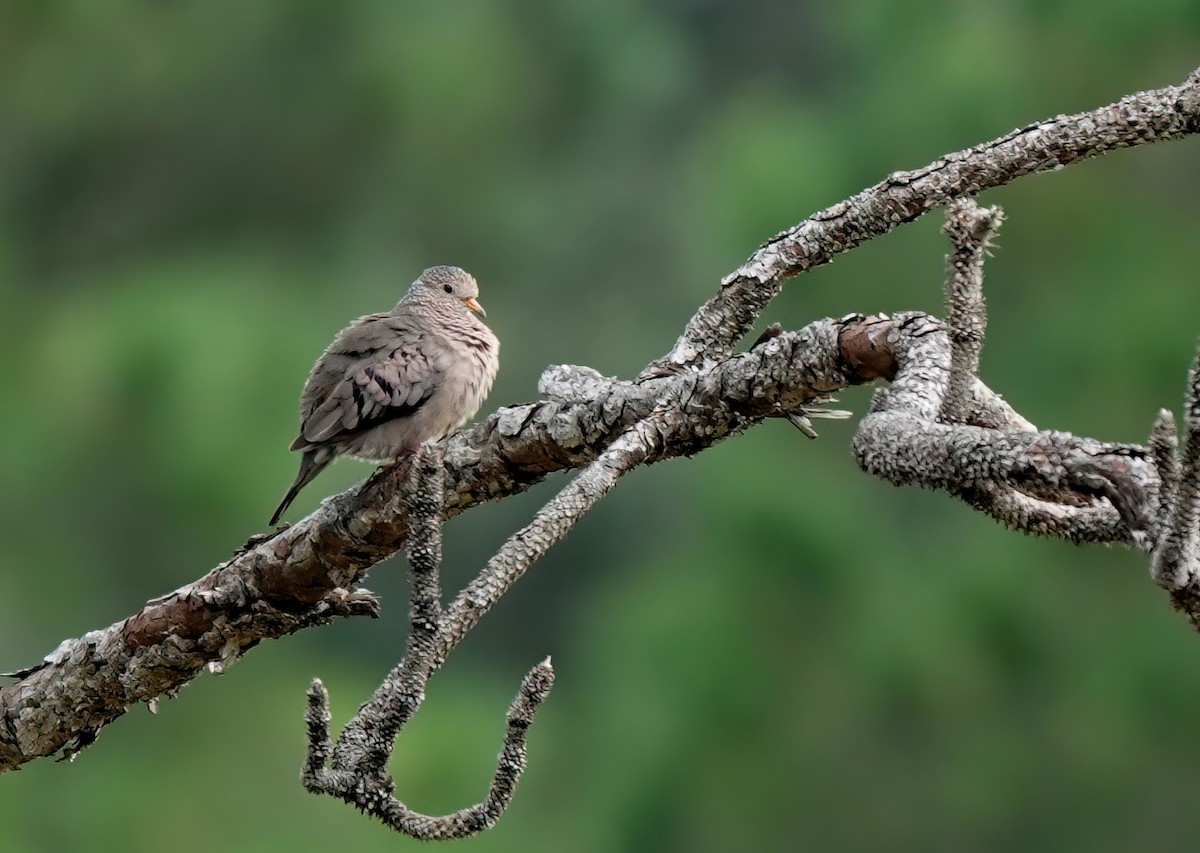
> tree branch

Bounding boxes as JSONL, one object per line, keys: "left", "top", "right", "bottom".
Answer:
{"left": 0, "top": 323, "right": 848, "bottom": 772}
{"left": 301, "top": 444, "right": 557, "bottom": 840}
{"left": 4, "top": 68, "right": 1200, "bottom": 846}
{"left": 645, "top": 65, "right": 1200, "bottom": 376}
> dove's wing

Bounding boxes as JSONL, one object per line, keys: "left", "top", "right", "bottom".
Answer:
{"left": 292, "top": 313, "right": 443, "bottom": 449}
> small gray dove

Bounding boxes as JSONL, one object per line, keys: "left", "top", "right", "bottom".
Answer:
{"left": 269, "top": 265, "right": 499, "bottom": 525}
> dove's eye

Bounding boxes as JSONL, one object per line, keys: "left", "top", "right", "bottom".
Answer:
{"left": 443, "top": 285, "right": 453, "bottom": 294}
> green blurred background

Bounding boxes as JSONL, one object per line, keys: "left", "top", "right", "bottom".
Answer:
{"left": 3, "top": 2, "right": 1200, "bottom": 851}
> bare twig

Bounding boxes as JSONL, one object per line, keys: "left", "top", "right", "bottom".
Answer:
{"left": 941, "top": 197, "right": 1003, "bottom": 425}
{"left": 328, "top": 444, "right": 447, "bottom": 777}
{"left": 934, "top": 199, "right": 1141, "bottom": 541}
{"left": 1149, "top": 409, "right": 1183, "bottom": 585}
{"left": 301, "top": 659, "right": 554, "bottom": 841}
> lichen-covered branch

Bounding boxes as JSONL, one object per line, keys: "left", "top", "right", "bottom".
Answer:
{"left": 936, "top": 198, "right": 1148, "bottom": 541}
{"left": 1148, "top": 352, "right": 1200, "bottom": 624}
{"left": 301, "top": 445, "right": 557, "bottom": 840}
{"left": 941, "top": 197, "right": 1003, "bottom": 425}
{"left": 851, "top": 311, "right": 1156, "bottom": 546}
{"left": 647, "top": 65, "right": 1200, "bottom": 375}
{"left": 0, "top": 321, "right": 849, "bottom": 773}
{"left": 3, "top": 68, "right": 1200, "bottom": 846}
{"left": 436, "top": 406, "right": 677, "bottom": 663}
{"left": 302, "top": 658, "right": 553, "bottom": 841}
{"left": 850, "top": 200, "right": 1159, "bottom": 546}
{"left": 300, "top": 402, "right": 685, "bottom": 838}
{"left": 848, "top": 199, "right": 1200, "bottom": 620}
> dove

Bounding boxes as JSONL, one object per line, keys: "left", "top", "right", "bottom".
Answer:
{"left": 269, "top": 265, "right": 499, "bottom": 525}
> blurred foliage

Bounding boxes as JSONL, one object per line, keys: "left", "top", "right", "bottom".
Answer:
{"left": 2, "top": 2, "right": 1200, "bottom": 851}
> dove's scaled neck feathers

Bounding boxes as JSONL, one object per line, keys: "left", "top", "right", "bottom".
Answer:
{"left": 396, "top": 270, "right": 498, "bottom": 363}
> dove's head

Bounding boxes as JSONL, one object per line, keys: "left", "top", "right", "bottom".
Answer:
{"left": 408, "top": 265, "right": 486, "bottom": 317}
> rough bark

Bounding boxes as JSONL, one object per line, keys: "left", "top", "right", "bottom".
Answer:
{"left": 0, "top": 318, "right": 851, "bottom": 773}
{"left": 3, "top": 64, "right": 1200, "bottom": 841}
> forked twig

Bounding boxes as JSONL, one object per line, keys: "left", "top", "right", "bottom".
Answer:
{"left": 301, "top": 443, "right": 556, "bottom": 839}
{"left": 301, "top": 408, "right": 673, "bottom": 838}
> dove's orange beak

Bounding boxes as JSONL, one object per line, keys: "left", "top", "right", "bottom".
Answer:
{"left": 464, "top": 297, "right": 486, "bottom": 317}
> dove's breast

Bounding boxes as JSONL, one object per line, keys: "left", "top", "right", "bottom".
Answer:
{"left": 441, "top": 319, "right": 500, "bottom": 430}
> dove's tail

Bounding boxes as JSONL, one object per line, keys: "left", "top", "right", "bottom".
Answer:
{"left": 269, "top": 449, "right": 334, "bottom": 526}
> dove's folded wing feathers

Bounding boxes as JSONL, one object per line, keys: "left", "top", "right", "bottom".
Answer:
{"left": 293, "top": 314, "right": 443, "bottom": 448}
